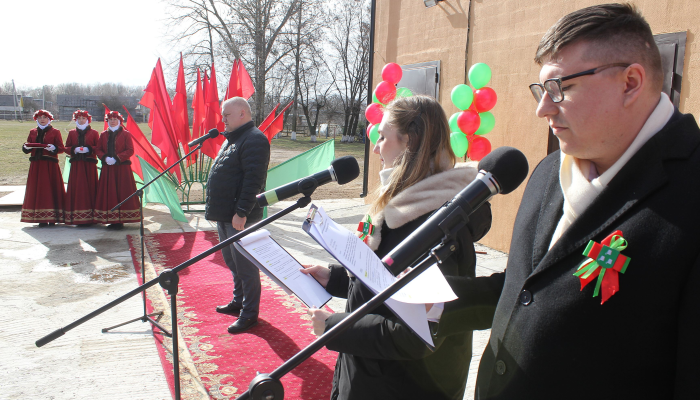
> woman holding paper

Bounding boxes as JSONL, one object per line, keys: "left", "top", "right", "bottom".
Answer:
{"left": 302, "top": 95, "right": 492, "bottom": 400}
{"left": 64, "top": 110, "right": 99, "bottom": 225}
{"left": 94, "top": 110, "right": 140, "bottom": 229}
{"left": 20, "top": 109, "right": 66, "bottom": 226}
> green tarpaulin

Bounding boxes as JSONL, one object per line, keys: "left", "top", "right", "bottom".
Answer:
{"left": 263, "top": 139, "right": 335, "bottom": 218}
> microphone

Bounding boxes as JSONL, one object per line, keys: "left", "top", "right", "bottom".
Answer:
{"left": 188, "top": 128, "right": 220, "bottom": 147}
{"left": 381, "top": 146, "right": 529, "bottom": 274}
{"left": 257, "top": 156, "right": 360, "bottom": 207}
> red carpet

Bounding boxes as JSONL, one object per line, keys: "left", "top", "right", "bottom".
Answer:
{"left": 128, "top": 231, "right": 337, "bottom": 399}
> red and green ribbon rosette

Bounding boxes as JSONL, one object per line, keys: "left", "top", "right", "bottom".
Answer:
{"left": 574, "top": 230, "right": 631, "bottom": 304}
{"left": 357, "top": 215, "right": 374, "bottom": 244}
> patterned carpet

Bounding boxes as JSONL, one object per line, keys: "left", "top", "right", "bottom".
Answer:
{"left": 128, "top": 231, "right": 337, "bottom": 399}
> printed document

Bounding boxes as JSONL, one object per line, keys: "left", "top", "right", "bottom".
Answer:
{"left": 235, "top": 229, "right": 332, "bottom": 308}
{"left": 302, "top": 205, "right": 458, "bottom": 348}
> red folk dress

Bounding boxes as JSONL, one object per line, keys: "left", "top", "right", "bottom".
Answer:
{"left": 64, "top": 126, "right": 100, "bottom": 224}
{"left": 21, "top": 125, "right": 66, "bottom": 223}
{"left": 94, "top": 127, "right": 140, "bottom": 224}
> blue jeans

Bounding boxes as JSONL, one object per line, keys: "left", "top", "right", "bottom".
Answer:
{"left": 217, "top": 221, "right": 261, "bottom": 319}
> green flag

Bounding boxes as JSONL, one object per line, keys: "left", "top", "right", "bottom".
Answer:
{"left": 137, "top": 156, "right": 188, "bottom": 223}
{"left": 263, "top": 139, "right": 335, "bottom": 218}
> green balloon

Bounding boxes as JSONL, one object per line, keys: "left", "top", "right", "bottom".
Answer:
{"left": 372, "top": 92, "right": 384, "bottom": 105}
{"left": 450, "top": 131, "right": 469, "bottom": 158}
{"left": 475, "top": 111, "right": 495, "bottom": 135}
{"left": 396, "top": 87, "right": 413, "bottom": 98}
{"left": 468, "top": 63, "right": 492, "bottom": 90}
{"left": 369, "top": 124, "right": 380, "bottom": 144}
{"left": 449, "top": 112, "right": 462, "bottom": 133}
{"left": 451, "top": 84, "right": 474, "bottom": 111}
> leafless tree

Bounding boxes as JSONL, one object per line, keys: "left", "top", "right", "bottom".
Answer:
{"left": 165, "top": 0, "right": 300, "bottom": 124}
{"left": 325, "top": 0, "right": 370, "bottom": 138}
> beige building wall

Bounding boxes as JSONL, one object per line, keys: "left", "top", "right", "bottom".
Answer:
{"left": 371, "top": 0, "right": 700, "bottom": 253}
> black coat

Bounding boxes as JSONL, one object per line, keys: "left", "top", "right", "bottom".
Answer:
{"left": 323, "top": 202, "right": 492, "bottom": 400}
{"left": 205, "top": 121, "right": 270, "bottom": 223}
{"left": 439, "top": 111, "right": 700, "bottom": 399}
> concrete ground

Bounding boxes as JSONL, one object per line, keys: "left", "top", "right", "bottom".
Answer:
{"left": 0, "top": 187, "right": 506, "bottom": 400}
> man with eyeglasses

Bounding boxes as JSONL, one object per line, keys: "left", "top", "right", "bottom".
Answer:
{"left": 432, "top": 4, "right": 700, "bottom": 399}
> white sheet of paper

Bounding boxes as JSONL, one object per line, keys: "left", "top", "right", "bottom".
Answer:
{"left": 237, "top": 229, "right": 331, "bottom": 308}
{"left": 305, "top": 206, "right": 459, "bottom": 347}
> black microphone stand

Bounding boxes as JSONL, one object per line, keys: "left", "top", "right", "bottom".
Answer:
{"left": 239, "top": 204, "right": 471, "bottom": 400}
{"left": 36, "top": 180, "right": 320, "bottom": 400}
{"left": 101, "top": 143, "right": 202, "bottom": 337}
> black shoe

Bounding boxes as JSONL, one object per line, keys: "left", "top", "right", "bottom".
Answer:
{"left": 48, "top": 222, "right": 55, "bottom": 226}
{"left": 227, "top": 317, "right": 258, "bottom": 334}
{"left": 78, "top": 223, "right": 93, "bottom": 227}
{"left": 216, "top": 302, "right": 242, "bottom": 316}
{"left": 107, "top": 223, "right": 124, "bottom": 230}
{"left": 38, "top": 223, "right": 48, "bottom": 227}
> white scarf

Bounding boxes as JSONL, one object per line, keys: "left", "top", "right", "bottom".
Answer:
{"left": 548, "top": 92, "right": 675, "bottom": 249}
{"left": 76, "top": 121, "right": 89, "bottom": 130}
{"left": 37, "top": 122, "right": 50, "bottom": 130}
{"left": 379, "top": 167, "right": 394, "bottom": 187}
{"left": 108, "top": 122, "right": 121, "bottom": 132}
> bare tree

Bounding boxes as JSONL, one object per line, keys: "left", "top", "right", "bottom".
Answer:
{"left": 325, "top": 0, "right": 370, "bottom": 138}
{"left": 165, "top": 0, "right": 300, "bottom": 124}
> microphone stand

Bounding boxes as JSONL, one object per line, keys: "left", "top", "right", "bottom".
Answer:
{"left": 102, "top": 143, "right": 202, "bottom": 337}
{"left": 36, "top": 180, "right": 320, "bottom": 400}
{"left": 239, "top": 205, "right": 471, "bottom": 400}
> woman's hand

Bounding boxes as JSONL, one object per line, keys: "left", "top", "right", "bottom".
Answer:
{"left": 307, "top": 307, "right": 332, "bottom": 336}
{"left": 300, "top": 264, "right": 330, "bottom": 288}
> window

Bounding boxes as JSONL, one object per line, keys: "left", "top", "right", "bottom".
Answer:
{"left": 396, "top": 60, "right": 441, "bottom": 98}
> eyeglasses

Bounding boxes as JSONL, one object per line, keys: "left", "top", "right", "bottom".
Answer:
{"left": 529, "top": 63, "right": 631, "bottom": 103}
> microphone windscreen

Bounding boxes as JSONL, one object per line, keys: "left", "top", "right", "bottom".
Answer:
{"left": 208, "top": 128, "right": 220, "bottom": 138}
{"left": 478, "top": 146, "right": 529, "bottom": 194}
{"left": 331, "top": 156, "right": 360, "bottom": 185}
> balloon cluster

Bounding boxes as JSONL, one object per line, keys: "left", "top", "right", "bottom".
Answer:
{"left": 449, "top": 63, "right": 497, "bottom": 161}
{"left": 365, "top": 63, "right": 414, "bottom": 145}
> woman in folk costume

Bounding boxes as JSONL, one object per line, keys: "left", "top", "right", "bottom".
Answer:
{"left": 21, "top": 109, "right": 66, "bottom": 226}
{"left": 302, "top": 95, "right": 493, "bottom": 400}
{"left": 94, "top": 110, "right": 140, "bottom": 229}
{"left": 64, "top": 110, "right": 99, "bottom": 225}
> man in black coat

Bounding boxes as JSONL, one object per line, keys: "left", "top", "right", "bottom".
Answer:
{"left": 436, "top": 4, "right": 700, "bottom": 399}
{"left": 206, "top": 97, "right": 270, "bottom": 333}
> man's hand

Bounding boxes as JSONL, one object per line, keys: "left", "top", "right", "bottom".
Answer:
{"left": 307, "top": 307, "right": 332, "bottom": 336}
{"left": 300, "top": 264, "right": 331, "bottom": 288}
{"left": 232, "top": 214, "right": 247, "bottom": 230}
{"left": 105, "top": 157, "right": 116, "bottom": 165}
{"left": 46, "top": 144, "right": 56, "bottom": 152}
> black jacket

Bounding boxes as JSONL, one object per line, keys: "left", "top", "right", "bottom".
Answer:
{"left": 322, "top": 164, "right": 493, "bottom": 400}
{"left": 205, "top": 121, "right": 270, "bottom": 223}
{"left": 439, "top": 111, "right": 700, "bottom": 399}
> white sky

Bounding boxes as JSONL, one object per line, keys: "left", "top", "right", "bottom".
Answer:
{"left": 0, "top": 0, "right": 174, "bottom": 89}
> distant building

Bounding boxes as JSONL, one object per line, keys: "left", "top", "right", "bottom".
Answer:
{"left": 57, "top": 95, "right": 143, "bottom": 121}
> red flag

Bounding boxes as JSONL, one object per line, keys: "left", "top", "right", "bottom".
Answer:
{"left": 200, "top": 63, "right": 226, "bottom": 159}
{"left": 226, "top": 59, "right": 241, "bottom": 99}
{"left": 171, "top": 53, "right": 191, "bottom": 152}
{"left": 262, "top": 101, "right": 293, "bottom": 143}
{"left": 139, "top": 59, "right": 181, "bottom": 181}
{"left": 189, "top": 68, "right": 206, "bottom": 165}
{"left": 123, "top": 106, "right": 167, "bottom": 180}
{"left": 238, "top": 60, "right": 255, "bottom": 100}
{"left": 258, "top": 103, "right": 279, "bottom": 133}
{"left": 103, "top": 104, "right": 111, "bottom": 131}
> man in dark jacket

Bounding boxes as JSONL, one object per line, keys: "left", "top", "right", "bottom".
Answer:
{"left": 206, "top": 97, "right": 270, "bottom": 333}
{"left": 437, "top": 4, "right": 700, "bottom": 399}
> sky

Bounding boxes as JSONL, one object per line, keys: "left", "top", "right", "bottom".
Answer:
{"left": 0, "top": 0, "right": 174, "bottom": 89}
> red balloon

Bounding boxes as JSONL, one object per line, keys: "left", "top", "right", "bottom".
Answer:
{"left": 473, "top": 87, "right": 497, "bottom": 112}
{"left": 468, "top": 136, "right": 492, "bottom": 161}
{"left": 382, "top": 63, "right": 403, "bottom": 84}
{"left": 366, "top": 124, "right": 373, "bottom": 138}
{"left": 457, "top": 110, "right": 481, "bottom": 135}
{"left": 365, "top": 103, "right": 384, "bottom": 125}
{"left": 375, "top": 81, "right": 397, "bottom": 104}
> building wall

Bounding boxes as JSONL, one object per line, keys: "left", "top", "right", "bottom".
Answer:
{"left": 368, "top": 0, "right": 471, "bottom": 203}
{"left": 371, "top": 0, "right": 700, "bottom": 253}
